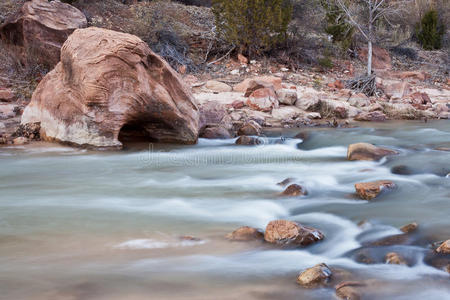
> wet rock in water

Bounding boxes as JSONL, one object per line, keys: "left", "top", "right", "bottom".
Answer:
{"left": 235, "top": 135, "right": 262, "bottom": 145}
{"left": 237, "top": 120, "right": 262, "bottom": 136}
{"left": 366, "top": 233, "right": 409, "bottom": 247}
{"left": 436, "top": 240, "right": 450, "bottom": 254}
{"left": 385, "top": 252, "right": 408, "bottom": 265}
{"left": 335, "top": 281, "right": 365, "bottom": 300}
{"left": 21, "top": 27, "right": 199, "bottom": 148}
{"left": 264, "top": 220, "right": 324, "bottom": 247}
{"left": 205, "top": 80, "right": 232, "bottom": 93}
{"left": 13, "top": 137, "right": 28, "bottom": 145}
{"left": 294, "top": 131, "right": 309, "bottom": 141}
{"left": 354, "top": 180, "right": 396, "bottom": 200}
{"left": 400, "top": 222, "right": 418, "bottom": 234}
{"left": 200, "top": 126, "right": 232, "bottom": 139}
{"left": 0, "top": 0, "right": 87, "bottom": 68}
{"left": 297, "top": 263, "right": 332, "bottom": 288}
{"left": 391, "top": 165, "right": 414, "bottom": 175}
{"left": 277, "top": 178, "right": 295, "bottom": 187}
{"left": 424, "top": 250, "right": 450, "bottom": 273}
{"left": 246, "top": 88, "right": 279, "bottom": 112}
{"left": 347, "top": 143, "right": 398, "bottom": 161}
{"left": 226, "top": 226, "right": 264, "bottom": 241}
{"left": 280, "top": 184, "right": 307, "bottom": 197}
{"left": 179, "top": 235, "right": 202, "bottom": 242}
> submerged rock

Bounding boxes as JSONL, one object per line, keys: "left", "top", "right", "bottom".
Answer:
{"left": 280, "top": 184, "right": 307, "bottom": 197}
{"left": 297, "top": 263, "right": 332, "bottom": 288}
{"left": 277, "top": 178, "right": 295, "bottom": 187}
{"left": 264, "top": 220, "right": 324, "bottom": 247}
{"left": 0, "top": 0, "right": 87, "bottom": 67}
{"left": 385, "top": 252, "right": 408, "bottom": 265}
{"left": 21, "top": 27, "right": 199, "bottom": 148}
{"left": 235, "top": 135, "right": 261, "bottom": 145}
{"left": 335, "top": 281, "right": 365, "bottom": 300}
{"left": 354, "top": 180, "right": 396, "bottom": 200}
{"left": 347, "top": 143, "right": 398, "bottom": 161}
{"left": 400, "top": 222, "right": 418, "bottom": 234}
{"left": 226, "top": 226, "right": 264, "bottom": 241}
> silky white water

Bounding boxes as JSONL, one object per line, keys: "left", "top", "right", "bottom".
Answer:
{"left": 0, "top": 121, "right": 449, "bottom": 299}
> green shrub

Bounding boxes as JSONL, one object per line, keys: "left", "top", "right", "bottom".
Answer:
{"left": 320, "top": 0, "right": 354, "bottom": 51}
{"left": 416, "top": 9, "right": 444, "bottom": 50}
{"left": 211, "top": 0, "right": 293, "bottom": 56}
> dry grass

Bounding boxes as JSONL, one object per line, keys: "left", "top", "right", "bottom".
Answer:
{"left": 0, "top": 0, "right": 25, "bottom": 25}
{"left": 0, "top": 41, "right": 48, "bottom": 100}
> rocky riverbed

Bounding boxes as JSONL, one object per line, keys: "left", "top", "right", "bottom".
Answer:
{"left": 0, "top": 121, "right": 449, "bottom": 300}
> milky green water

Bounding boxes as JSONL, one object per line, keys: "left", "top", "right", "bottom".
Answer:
{"left": 0, "top": 121, "right": 449, "bottom": 299}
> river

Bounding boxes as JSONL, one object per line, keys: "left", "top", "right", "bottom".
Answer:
{"left": 0, "top": 121, "right": 449, "bottom": 299}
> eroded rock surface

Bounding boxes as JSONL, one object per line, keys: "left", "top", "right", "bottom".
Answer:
{"left": 21, "top": 27, "right": 199, "bottom": 148}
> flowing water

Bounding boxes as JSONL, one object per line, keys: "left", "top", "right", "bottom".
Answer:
{"left": 0, "top": 121, "right": 449, "bottom": 300}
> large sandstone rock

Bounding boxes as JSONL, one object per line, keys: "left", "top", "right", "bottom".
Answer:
{"left": 21, "top": 28, "right": 199, "bottom": 148}
{"left": 264, "top": 220, "right": 324, "bottom": 247}
{"left": 297, "top": 263, "right": 332, "bottom": 288}
{"left": 354, "top": 180, "right": 396, "bottom": 200}
{"left": 347, "top": 143, "right": 398, "bottom": 161}
{"left": 0, "top": 0, "right": 87, "bottom": 67}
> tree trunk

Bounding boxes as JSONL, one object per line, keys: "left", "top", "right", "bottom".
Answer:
{"left": 367, "top": 40, "right": 372, "bottom": 76}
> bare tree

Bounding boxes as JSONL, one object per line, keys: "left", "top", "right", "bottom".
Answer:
{"left": 335, "top": 0, "right": 410, "bottom": 76}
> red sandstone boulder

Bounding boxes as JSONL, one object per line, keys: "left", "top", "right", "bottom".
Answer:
{"left": 358, "top": 46, "right": 391, "bottom": 71}
{"left": 0, "top": 0, "right": 87, "bottom": 67}
{"left": 246, "top": 88, "right": 279, "bottom": 112}
{"left": 21, "top": 28, "right": 199, "bottom": 148}
{"left": 264, "top": 220, "right": 324, "bottom": 247}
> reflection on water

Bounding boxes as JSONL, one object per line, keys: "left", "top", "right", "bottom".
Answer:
{"left": 0, "top": 120, "right": 449, "bottom": 299}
